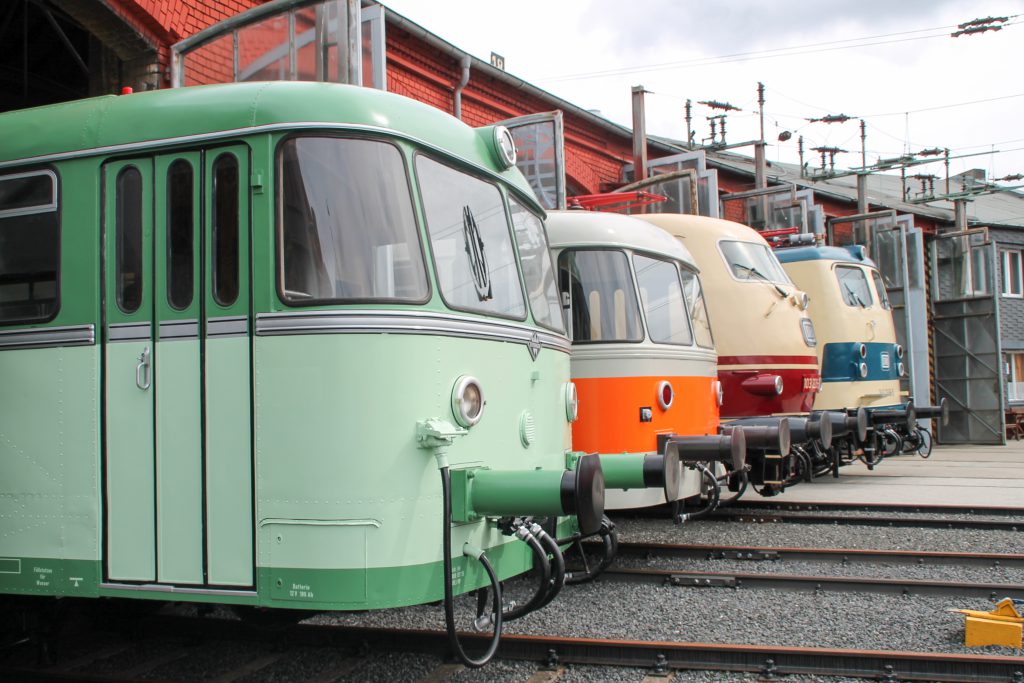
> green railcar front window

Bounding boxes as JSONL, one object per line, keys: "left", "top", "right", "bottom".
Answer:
{"left": 416, "top": 156, "right": 525, "bottom": 319}
{"left": 509, "top": 198, "right": 563, "bottom": 332}
{"left": 278, "top": 137, "right": 428, "bottom": 303}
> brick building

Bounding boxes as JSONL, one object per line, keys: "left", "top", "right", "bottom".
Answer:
{"left": 3, "top": 0, "right": 1022, "bottom": 430}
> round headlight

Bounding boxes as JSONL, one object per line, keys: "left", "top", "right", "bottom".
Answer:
{"left": 898, "top": 362, "right": 906, "bottom": 377}
{"left": 657, "top": 380, "right": 674, "bottom": 410}
{"left": 493, "top": 126, "right": 517, "bottom": 168}
{"left": 452, "top": 375, "right": 485, "bottom": 428}
{"left": 859, "top": 343, "right": 868, "bottom": 359}
{"left": 859, "top": 362, "right": 869, "bottom": 379}
{"left": 895, "top": 344, "right": 904, "bottom": 359}
{"left": 794, "top": 291, "right": 810, "bottom": 310}
{"left": 565, "top": 382, "right": 579, "bottom": 423}
{"left": 773, "top": 376, "right": 784, "bottom": 395}
{"left": 714, "top": 380, "right": 724, "bottom": 407}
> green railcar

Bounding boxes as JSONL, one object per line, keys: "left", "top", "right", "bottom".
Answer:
{"left": 0, "top": 82, "right": 601, "bottom": 641}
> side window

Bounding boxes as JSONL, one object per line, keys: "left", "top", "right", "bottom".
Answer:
{"left": 416, "top": 155, "right": 525, "bottom": 319}
{"left": 212, "top": 153, "right": 239, "bottom": 306}
{"left": 870, "top": 269, "right": 891, "bottom": 310}
{"left": 633, "top": 253, "right": 692, "bottom": 346}
{"left": 116, "top": 167, "right": 143, "bottom": 314}
{"left": 167, "top": 160, "right": 195, "bottom": 310}
{"left": 680, "top": 269, "right": 715, "bottom": 348}
{"left": 0, "top": 171, "right": 59, "bottom": 324}
{"left": 509, "top": 198, "right": 563, "bottom": 332}
{"left": 835, "top": 265, "right": 873, "bottom": 308}
{"left": 557, "top": 249, "right": 642, "bottom": 343}
{"left": 278, "top": 136, "right": 427, "bottom": 303}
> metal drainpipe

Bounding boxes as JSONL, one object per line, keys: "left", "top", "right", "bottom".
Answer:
{"left": 453, "top": 56, "right": 471, "bottom": 120}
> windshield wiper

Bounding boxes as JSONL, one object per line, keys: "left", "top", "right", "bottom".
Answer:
{"left": 734, "top": 263, "right": 787, "bottom": 298}
{"left": 843, "top": 282, "right": 866, "bottom": 307}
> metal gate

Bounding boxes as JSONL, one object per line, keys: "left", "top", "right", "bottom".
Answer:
{"left": 929, "top": 229, "right": 1005, "bottom": 444}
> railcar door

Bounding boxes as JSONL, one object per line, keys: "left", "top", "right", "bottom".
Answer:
{"left": 103, "top": 147, "right": 253, "bottom": 586}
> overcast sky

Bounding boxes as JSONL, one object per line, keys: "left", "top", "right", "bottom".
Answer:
{"left": 381, "top": 1, "right": 1024, "bottom": 187}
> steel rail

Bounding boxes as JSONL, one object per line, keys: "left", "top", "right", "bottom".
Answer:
{"left": 614, "top": 541, "right": 1024, "bottom": 568}
{"left": 597, "top": 566, "right": 1024, "bottom": 598}
{"left": 729, "top": 500, "right": 1024, "bottom": 517}
{"left": 150, "top": 619, "right": 1024, "bottom": 682}
{"left": 706, "top": 510, "right": 1024, "bottom": 531}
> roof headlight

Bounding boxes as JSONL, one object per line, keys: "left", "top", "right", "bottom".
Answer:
{"left": 452, "top": 375, "right": 485, "bottom": 428}
{"left": 492, "top": 126, "right": 517, "bottom": 169}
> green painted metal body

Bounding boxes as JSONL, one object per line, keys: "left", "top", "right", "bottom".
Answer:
{"left": 0, "top": 82, "right": 574, "bottom": 611}
{"left": 596, "top": 452, "right": 649, "bottom": 490}
{"left": 467, "top": 469, "right": 567, "bottom": 518}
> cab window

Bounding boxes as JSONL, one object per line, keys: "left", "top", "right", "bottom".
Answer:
{"left": 633, "top": 253, "right": 692, "bottom": 345}
{"left": 509, "top": 198, "right": 563, "bottom": 332}
{"left": 870, "top": 269, "right": 891, "bottom": 310}
{"left": 278, "top": 136, "right": 428, "bottom": 303}
{"left": 558, "top": 249, "right": 642, "bottom": 343}
{"left": 836, "top": 265, "right": 873, "bottom": 308}
{"left": 417, "top": 155, "right": 525, "bottom": 319}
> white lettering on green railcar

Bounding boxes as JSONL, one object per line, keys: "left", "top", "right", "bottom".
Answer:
{"left": 290, "top": 582, "right": 315, "bottom": 599}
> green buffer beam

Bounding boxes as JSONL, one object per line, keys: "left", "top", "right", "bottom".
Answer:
{"left": 454, "top": 454, "right": 605, "bottom": 535}
{"left": 597, "top": 451, "right": 681, "bottom": 503}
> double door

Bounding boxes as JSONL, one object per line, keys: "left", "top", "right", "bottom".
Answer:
{"left": 103, "top": 146, "right": 254, "bottom": 587}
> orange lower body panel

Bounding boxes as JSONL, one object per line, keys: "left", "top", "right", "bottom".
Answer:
{"left": 572, "top": 375, "right": 720, "bottom": 455}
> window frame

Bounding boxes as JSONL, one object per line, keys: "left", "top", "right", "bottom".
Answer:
{"left": 0, "top": 167, "right": 61, "bottom": 326}
{"left": 1000, "top": 249, "right": 1023, "bottom": 298}
{"left": 506, "top": 194, "right": 565, "bottom": 334}
{"left": 211, "top": 152, "right": 241, "bottom": 308}
{"left": 115, "top": 165, "right": 145, "bottom": 315}
{"left": 557, "top": 246, "right": 645, "bottom": 345}
{"left": 274, "top": 132, "right": 431, "bottom": 308}
{"left": 834, "top": 263, "right": 875, "bottom": 309}
{"left": 166, "top": 158, "right": 195, "bottom": 311}
{"left": 632, "top": 250, "right": 695, "bottom": 347}
{"left": 414, "top": 151, "right": 527, "bottom": 322}
{"left": 716, "top": 238, "right": 792, "bottom": 286}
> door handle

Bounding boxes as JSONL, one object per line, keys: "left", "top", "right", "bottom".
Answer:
{"left": 136, "top": 346, "right": 152, "bottom": 390}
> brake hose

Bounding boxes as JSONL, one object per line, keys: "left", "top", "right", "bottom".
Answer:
{"left": 531, "top": 525, "right": 566, "bottom": 609}
{"left": 440, "top": 466, "right": 502, "bottom": 668}
{"left": 676, "top": 463, "right": 719, "bottom": 523}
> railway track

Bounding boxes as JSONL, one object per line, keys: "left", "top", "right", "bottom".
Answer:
{"left": 728, "top": 501, "right": 1024, "bottom": 517}
{"left": 705, "top": 508, "right": 1024, "bottom": 531}
{"left": 4, "top": 616, "right": 1023, "bottom": 683}
{"left": 614, "top": 540, "right": 1024, "bottom": 568}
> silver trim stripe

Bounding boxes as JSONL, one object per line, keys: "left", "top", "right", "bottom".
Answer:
{"left": 101, "top": 582, "right": 257, "bottom": 597}
{"left": 0, "top": 324, "right": 95, "bottom": 350}
{"left": 207, "top": 316, "right": 248, "bottom": 338}
{"left": 256, "top": 310, "right": 572, "bottom": 354}
{"left": 158, "top": 319, "right": 199, "bottom": 340}
{"left": 107, "top": 322, "right": 151, "bottom": 342}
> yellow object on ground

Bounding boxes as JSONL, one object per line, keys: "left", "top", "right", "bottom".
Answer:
{"left": 956, "top": 598, "right": 1024, "bottom": 647}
